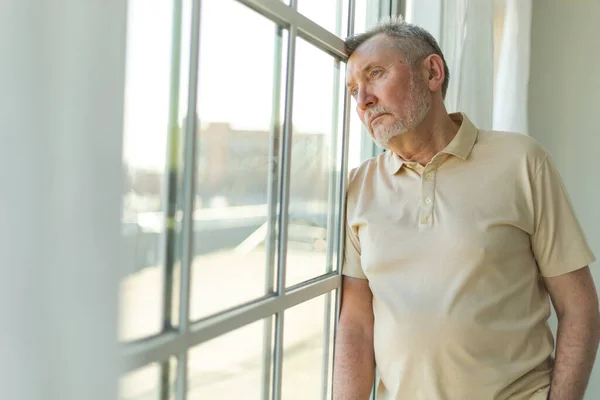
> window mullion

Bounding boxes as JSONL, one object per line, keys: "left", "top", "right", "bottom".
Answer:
{"left": 272, "top": 0, "right": 299, "bottom": 394}
{"left": 174, "top": 0, "right": 203, "bottom": 398}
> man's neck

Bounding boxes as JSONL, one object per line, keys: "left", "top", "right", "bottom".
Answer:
{"left": 388, "top": 111, "right": 460, "bottom": 166}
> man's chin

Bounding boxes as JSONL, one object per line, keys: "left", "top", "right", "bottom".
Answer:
{"left": 372, "top": 132, "right": 391, "bottom": 149}
{"left": 374, "top": 129, "right": 407, "bottom": 149}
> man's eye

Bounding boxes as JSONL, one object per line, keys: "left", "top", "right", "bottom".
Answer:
{"left": 371, "top": 69, "right": 381, "bottom": 78}
{"left": 351, "top": 89, "right": 358, "bottom": 96}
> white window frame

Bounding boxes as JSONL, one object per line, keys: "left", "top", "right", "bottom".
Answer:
{"left": 121, "top": 1, "right": 406, "bottom": 399}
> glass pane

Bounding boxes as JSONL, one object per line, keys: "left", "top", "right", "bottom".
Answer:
{"left": 120, "top": 0, "right": 189, "bottom": 341}
{"left": 189, "top": 0, "right": 285, "bottom": 321}
{"left": 286, "top": 39, "right": 343, "bottom": 287}
{"left": 404, "top": 0, "right": 414, "bottom": 22}
{"left": 188, "top": 319, "right": 269, "bottom": 399}
{"left": 354, "top": 0, "right": 388, "bottom": 34}
{"left": 281, "top": 294, "right": 331, "bottom": 399}
{"left": 119, "top": 359, "right": 177, "bottom": 400}
{"left": 120, "top": 364, "right": 159, "bottom": 400}
{"left": 298, "top": 0, "right": 348, "bottom": 37}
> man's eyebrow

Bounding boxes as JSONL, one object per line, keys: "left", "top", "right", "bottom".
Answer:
{"left": 346, "top": 63, "right": 375, "bottom": 88}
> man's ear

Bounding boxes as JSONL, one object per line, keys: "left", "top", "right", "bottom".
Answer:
{"left": 423, "top": 54, "right": 445, "bottom": 93}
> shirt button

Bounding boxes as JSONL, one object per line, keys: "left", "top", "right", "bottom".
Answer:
{"left": 424, "top": 197, "right": 432, "bottom": 204}
{"left": 425, "top": 172, "right": 433, "bottom": 179}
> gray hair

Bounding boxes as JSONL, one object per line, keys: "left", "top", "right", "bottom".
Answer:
{"left": 345, "top": 16, "right": 450, "bottom": 99}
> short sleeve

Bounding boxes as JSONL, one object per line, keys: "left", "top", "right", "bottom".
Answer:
{"left": 530, "top": 154, "right": 596, "bottom": 277}
{"left": 342, "top": 166, "right": 367, "bottom": 279}
{"left": 341, "top": 222, "right": 367, "bottom": 279}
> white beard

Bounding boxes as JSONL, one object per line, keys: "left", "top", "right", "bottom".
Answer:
{"left": 370, "top": 78, "right": 431, "bottom": 149}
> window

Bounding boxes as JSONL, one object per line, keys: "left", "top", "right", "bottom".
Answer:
{"left": 120, "top": 1, "right": 398, "bottom": 399}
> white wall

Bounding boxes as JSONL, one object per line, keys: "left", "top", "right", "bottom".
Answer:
{"left": 528, "top": 1, "right": 600, "bottom": 398}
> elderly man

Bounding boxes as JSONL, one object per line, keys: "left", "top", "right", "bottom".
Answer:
{"left": 333, "top": 17, "right": 600, "bottom": 400}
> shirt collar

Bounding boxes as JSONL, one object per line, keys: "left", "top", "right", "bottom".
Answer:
{"left": 441, "top": 112, "right": 478, "bottom": 160}
{"left": 384, "top": 112, "right": 478, "bottom": 175}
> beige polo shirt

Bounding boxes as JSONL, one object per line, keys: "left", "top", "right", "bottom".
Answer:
{"left": 342, "top": 113, "right": 595, "bottom": 400}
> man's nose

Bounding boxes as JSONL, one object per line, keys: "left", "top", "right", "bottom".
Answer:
{"left": 356, "top": 88, "right": 376, "bottom": 110}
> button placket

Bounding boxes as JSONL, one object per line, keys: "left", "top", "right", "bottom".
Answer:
{"left": 419, "top": 168, "right": 436, "bottom": 225}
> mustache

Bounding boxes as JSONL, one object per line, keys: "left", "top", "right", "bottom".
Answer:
{"left": 365, "top": 107, "right": 393, "bottom": 123}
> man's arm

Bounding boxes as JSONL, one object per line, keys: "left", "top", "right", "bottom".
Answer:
{"left": 333, "top": 276, "right": 375, "bottom": 400}
{"left": 544, "top": 266, "right": 600, "bottom": 400}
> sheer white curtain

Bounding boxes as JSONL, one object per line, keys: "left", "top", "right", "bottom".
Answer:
{"left": 0, "top": 1, "right": 125, "bottom": 399}
{"left": 493, "top": 0, "right": 533, "bottom": 134}
{"left": 441, "top": 0, "right": 495, "bottom": 130}
{"left": 409, "top": 0, "right": 495, "bottom": 131}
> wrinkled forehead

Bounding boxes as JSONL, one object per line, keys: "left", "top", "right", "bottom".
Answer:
{"left": 345, "top": 34, "right": 405, "bottom": 81}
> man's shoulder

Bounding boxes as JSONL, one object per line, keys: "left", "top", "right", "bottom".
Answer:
{"left": 475, "top": 129, "right": 548, "bottom": 168}
{"left": 347, "top": 151, "right": 387, "bottom": 190}
{"left": 476, "top": 129, "right": 543, "bottom": 150}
